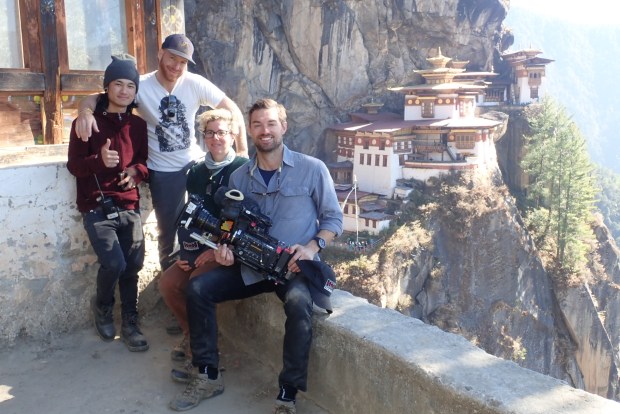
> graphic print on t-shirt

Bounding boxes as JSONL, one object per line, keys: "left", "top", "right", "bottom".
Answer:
{"left": 156, "top": 95, "right": 191, "bottom": 152}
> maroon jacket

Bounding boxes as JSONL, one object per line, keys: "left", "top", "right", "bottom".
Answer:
{"left": 67, "top": 111, "right": 148, "bottom": 213}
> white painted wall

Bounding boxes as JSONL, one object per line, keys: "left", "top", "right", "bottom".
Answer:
{"left": 0, "top": 149, "right": 160, "bottom": 345}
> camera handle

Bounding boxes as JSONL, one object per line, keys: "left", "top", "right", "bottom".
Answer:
{"left": 224, "top": 189, "right": 244, "bottom": 201}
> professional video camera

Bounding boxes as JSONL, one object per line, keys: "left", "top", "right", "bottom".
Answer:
{"left": 177, "top": 187, "right": 293, "bottom": 284}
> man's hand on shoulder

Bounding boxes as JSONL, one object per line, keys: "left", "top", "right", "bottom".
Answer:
{"left": 76, "top": 94, "right": 101, "bottom": 141}
{"left": 76, "top": 109, "right": 100, "bottom": 141}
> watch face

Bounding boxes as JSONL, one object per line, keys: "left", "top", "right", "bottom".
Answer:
{"left": 316, "top": 237, "right": 326, "bottom": 249}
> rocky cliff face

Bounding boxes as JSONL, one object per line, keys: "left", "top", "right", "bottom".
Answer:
{"left": 185, "top": 0, "right": 509, "bottom": 157}
{"left": 335, "top": 171, "right": 620, "bottom": 400}
{"left": 185, "top": 0, "right": 620, "bottom": 401}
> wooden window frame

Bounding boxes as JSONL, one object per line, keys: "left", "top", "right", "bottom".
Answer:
{"left": 0, "top": 0, "right": 162, "bottom": 145}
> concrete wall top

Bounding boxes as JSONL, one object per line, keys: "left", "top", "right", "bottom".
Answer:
{"left": 219, "top": 291, "right": 620, "bottom": 414}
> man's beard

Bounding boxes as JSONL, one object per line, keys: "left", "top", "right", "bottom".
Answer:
{"left": 255, "top": 135, "right": 282, "bottom": 153}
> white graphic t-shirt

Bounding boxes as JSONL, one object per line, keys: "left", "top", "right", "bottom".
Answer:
{"left": 136, "top": 71, "right": 226, "bottom": 172}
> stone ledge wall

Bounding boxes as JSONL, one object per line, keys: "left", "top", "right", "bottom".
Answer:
{"left": 218, "top": 292, "right": 620, "bottom": 414}
{"left": 0, "top": 152, "right": 161, "bottom": 346}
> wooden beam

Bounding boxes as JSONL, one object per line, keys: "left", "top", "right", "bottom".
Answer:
{"left": 126, "top": 0, "right": 147, "bottom": 74}
{"left": 143, "top": 0, "right": 161, "bottom": 72}
{"left": 61, "top": 73, "right": 104, "bottom": 93}
{"left": 39, "top": 0, "right": 63, "bottom": 144}
{"left": 0, "top": 71, "right": 45, "bottom": 92}
{"left": 19, "top": 0, "right": 43, "bottom": 71}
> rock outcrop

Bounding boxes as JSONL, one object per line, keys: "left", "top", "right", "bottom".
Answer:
{"left": 185, "top": 0, "right": 509, "bottom": 158}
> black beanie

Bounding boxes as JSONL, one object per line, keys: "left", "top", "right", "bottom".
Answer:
{"left": 103, "top": 54, "right": 140, "bottom": 93}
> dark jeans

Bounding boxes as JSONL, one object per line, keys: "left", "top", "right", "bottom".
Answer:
{"left": 149, "top": 163, "right": 194, "bottom": 271}
{"left": 186, "top": 264, "right": 314, "bottom": 391}
{"left": 83, "top": 208, "right": 145, "bottom": 316}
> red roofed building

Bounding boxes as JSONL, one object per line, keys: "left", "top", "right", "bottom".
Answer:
{"left": 501, "top": 48, "right": 554, "bottom": 104}
{"left": 328, "top": 48, "right": 505, "bottom": 199}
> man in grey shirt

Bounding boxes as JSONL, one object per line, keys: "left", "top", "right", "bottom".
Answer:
{"left": 169, "top": 98, "right": 343, "bottom": 414}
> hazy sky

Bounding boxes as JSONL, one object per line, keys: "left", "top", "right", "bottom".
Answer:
{"left": 510, "top": 0, "right": 617, "bottom": 25}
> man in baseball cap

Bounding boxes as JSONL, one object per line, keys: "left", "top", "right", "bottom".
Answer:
{"left": 161, "top": 33, "right": 196, "bottom": 64}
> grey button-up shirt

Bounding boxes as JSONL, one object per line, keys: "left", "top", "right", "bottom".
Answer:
{"left": 229, "top": 145, "right": 343, "bottom": 285}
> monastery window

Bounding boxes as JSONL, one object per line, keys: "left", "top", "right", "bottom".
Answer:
{"left": 373, "top": 221, "right": 376, "bottom": 229}
{"left": 421, "top": 101, "right": 434, "bottom": 118}
{"left": 486, "top": 88, "right": 503, "bottom": 103}
{"left": 363, "top": 139, "right": 369, "bottom": 149}
{"left": 344, "top": 205, "right": 349, "bottom": 214}
{"left": 375, "top": 154, "right": 380, "bottom": 166}
{"left": 365, "top": 219, "right": 370, "bottom": 227}
{"left": 359, "top": 153, "right": 364, "bottom": 165}
{"left": 379, "top": 140, "right": 385, "bottom": 150}
{"left": 455, "top": 134, "right": 476, "bottom": 149}
{"left": 383, "top": 155, "right": 388, "bottom": 167}
{"left": 530, "top": 87, "right": 539, "bottom": 99}
{"left": 399, "top": 154, "right": 405, "bottom": 165}
{"left": 367, "top": 154, "right": 372, "bottom": 165}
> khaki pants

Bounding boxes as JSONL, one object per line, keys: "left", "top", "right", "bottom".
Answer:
{"left": 158, "top": 260, "right": 220, "bottom": 336}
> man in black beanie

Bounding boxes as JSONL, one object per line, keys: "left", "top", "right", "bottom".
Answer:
{"left": 103, "top": 54, "right": 141, "bottom": 95}
{"left": 67, "top": 54, "right": 150, "bottom": 352}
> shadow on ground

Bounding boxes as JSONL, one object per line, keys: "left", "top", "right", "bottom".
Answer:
{"left": 0, "top": 302, "right": 328, "bottom": 414}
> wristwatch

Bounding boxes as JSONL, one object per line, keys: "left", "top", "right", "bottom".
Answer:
{"left": 313, "top": 236, "right": 326, "bottom": 252}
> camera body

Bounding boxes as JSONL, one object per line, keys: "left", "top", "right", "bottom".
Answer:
{"left": 178, "top": 190, "right": 292, "bottom": 284}
{"left": 97, "top": 195, "right": 119, "bottom": 219}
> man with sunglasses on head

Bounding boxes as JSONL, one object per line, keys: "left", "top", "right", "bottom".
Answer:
{"left": 169, "top": 98, "right": 343, "bottom": 414}
{"left": 75, "top": 34, "right": 248, "bottom": 272}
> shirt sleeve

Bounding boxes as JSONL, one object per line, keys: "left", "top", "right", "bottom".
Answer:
{"left": 194, "top": 73, "right": 227, "bottom": 108}
{"left": 128, "top": 118, "right": 149, "bottom": 183}
{"left": 66, "top": 119, "right": 106, "bottom": 177}
{"left": 313, "top": 161, "right": 344, "bottom": 237}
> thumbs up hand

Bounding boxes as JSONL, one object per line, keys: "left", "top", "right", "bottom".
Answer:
{"left": 101, "top": 139, "right": 120, "bottom": 168}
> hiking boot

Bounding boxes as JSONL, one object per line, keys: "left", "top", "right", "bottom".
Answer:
{"left": 274, "top": 400, "right": 296, "bottom": 414}
{"left": 171, "top": 335, "right": 190, "bottom": 361}
{"left": 121, "top": 314, "right": 149, "bottom": 352}
{"left": 171, "top": 359, "right": 193, "bottom": 384}
{"left": 166, "top": 317, "right": 183, "bottom": 335}
{"left": 169, "top": 371, "right": 224, "bottom": 411}
{"left": 91, "top": 296, "right": 115, "bottom": 341}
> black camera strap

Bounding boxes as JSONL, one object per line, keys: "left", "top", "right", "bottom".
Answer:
{"left": 93, "top": 174, "right": 120, "bottom": 219}
{"left": 93, "top": 174, "right": 106, "bottom": 202}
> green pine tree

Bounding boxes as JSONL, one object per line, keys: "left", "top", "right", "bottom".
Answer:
{"left": 520, "top": 97, "right": 597, "bottom": 274}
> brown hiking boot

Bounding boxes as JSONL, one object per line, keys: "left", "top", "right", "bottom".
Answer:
{"left": 170, "top": 358, "right": 193, "bottom": 384}
{"left": 169, "top": 371, "right": 224, "bottom": 411}
{"left": 171, "top": 335, "right": 190, "bottom": 361}
{"left": 274, "top": 399, "right": 296, "bottom": 414}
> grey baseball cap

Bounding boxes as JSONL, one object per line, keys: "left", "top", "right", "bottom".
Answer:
{"left": 161, "top": 34, "right": 195, "bottom": 64}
